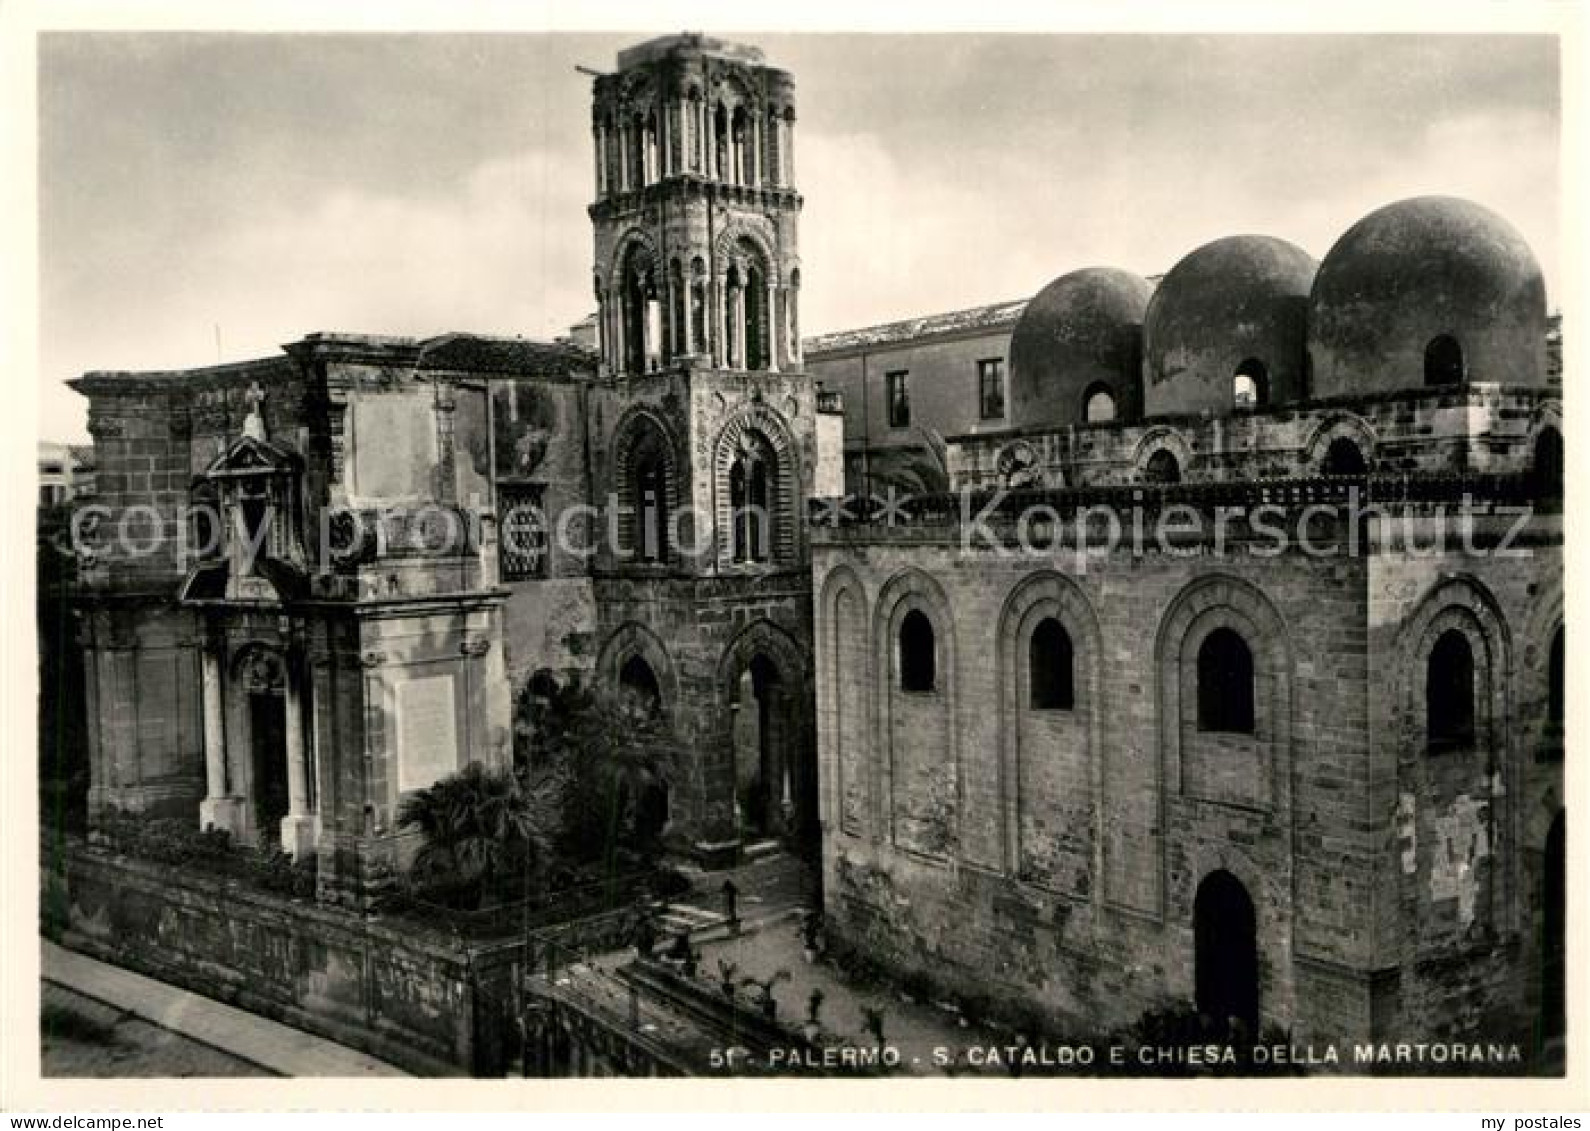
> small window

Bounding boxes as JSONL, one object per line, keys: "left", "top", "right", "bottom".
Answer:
{"left": 619, "top": 655, "right": 663, "bottom": 717}
{"left": 1426, "top": 629, "right": 1475, "bottom": 751}
{"left": 1233, "top": 359, "right": 1268, "bottom": 409}
{"left": 899, "top": 609, "right": 936, "bottom": 692}
{"left": 1549, "top": 626, "right": 1564, "bottom": 728}
{"left": 1083, "top": 383, "right": 1116, "bottom": 424}
{"left": 887, "top": 371, "right": 911, "bottom": 429}
{"left": 1425, "top": 335, "right": 1465, "bottom": 386}
{"left": 1322, "top": 437, "right": 1368, "bottom": 476}
{"left": 498, "top": 484, "right": 548, "bottom": 580}
{"left": 1029, "top": 617, "right": 1075, "bottom": 710}
{"left": 1197, "top": 627, "right": 1255, "bottom": 734}
{"left": 1144, "top": 449, "right": 1181, "bottom": 485}
{"left": 977, "top": 358, "right": 1006, "bottom": 421}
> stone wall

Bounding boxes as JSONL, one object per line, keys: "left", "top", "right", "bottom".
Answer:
{"left": 811, "top": 498, "right": 1560, "bottom": 1055}
{"left": 948, "top": 386, "right": 1560, "bottom": 490}
{"left": 47, "top": 845, "right": 483, "bottom": 1075}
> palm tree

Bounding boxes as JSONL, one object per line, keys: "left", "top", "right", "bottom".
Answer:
{"left": 397, "top": 760, "right": 563, "bottom": 909}
{"left": 523, "top": 679, "right": 678, "bottom": 864}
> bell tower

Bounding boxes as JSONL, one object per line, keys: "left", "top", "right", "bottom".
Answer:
{"left": 589, "top": 33, "right": 802, "bottom": 378}
{"left": 583, "top": 35, "right": 822, "bottom": 865}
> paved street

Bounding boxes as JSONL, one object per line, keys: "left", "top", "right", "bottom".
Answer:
{"left": 41, "top": 940, "right": 407, "bottom": 1078}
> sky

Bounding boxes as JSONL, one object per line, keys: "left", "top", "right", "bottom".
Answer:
{"left": 37, "top": 29, "right": 1562, "bottom": 441}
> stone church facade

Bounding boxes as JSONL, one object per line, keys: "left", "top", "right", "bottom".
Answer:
{"left": 811, "top": 201, "right": 1565, "bottom": 1050}
{"left": 62, "top": 31, "right": 1563, "bottom": 1056}
{"left": 69, "top": 34, "right": 841, "bottom": 904}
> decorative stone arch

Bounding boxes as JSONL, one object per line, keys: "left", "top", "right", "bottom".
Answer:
{"left": 1526, "top": 400, "right": 1564, "bottom": 493}
{"left": 1134, "top": 426, "right": 1194, "bottom": 483}
{"left": 714, "top": 68, "right": 758, "bottom": 112}
{"left": 1393, "top": 574, "right": 1514, "bottom": 935}
{"left": 1302, "top": 412, "right": 1378, "bottom": 475}
{"left": 712, "top": 404, "right": 801, "bottom": 568}
{"left": 716, "top": 618, "right": 810, "bottom": 702}
{"left": 1526, "top": 398, "right": 1563, "bottom": 445}
{"left": 596, "top": 621, "right": 680, "bottom": 723}
{"left": 712, "top": 220, "right": 776, "bottom": 274}
{"left": 872, "top": 568, "right": 959, "bottom": 857}
{"left": 995, "top": 571, "right": 1105, "bottom": 888}
{"left": 818, "top": 564, "right": 872, "bottom": 840}
{"left": 1394, "top": 575, "right": 1512, "bottom": 759}
{"left": 231, "top": 641, "right": 286, "bottom": 691}
{"left": 609, "top": 227, "right": 660, "bottom": 284}
{"left": 1156, "top": 574, "right": 1294, "bottom": 813}
{"left": 609, "top": 406, "right": 684, "bottom": 564}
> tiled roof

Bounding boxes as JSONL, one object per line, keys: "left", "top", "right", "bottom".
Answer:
{"left": 414, "top": 333, "right": 597, "bottom": 376}
{"left": 803, "top": 299, "right": 1028, "bottom": 355}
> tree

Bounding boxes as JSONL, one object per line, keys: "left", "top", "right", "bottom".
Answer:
{"left": 519, "top": 678, "right": 678, "bottom": 864}
{"left": 396, "top": 760, "right": 564, "bottom": 909}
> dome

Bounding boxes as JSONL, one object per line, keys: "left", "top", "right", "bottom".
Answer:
{"left": 1308, "top": 196, "right": 1548, "bottom": 398}
{"left": 1007, "top": 267, "right": 1152, "bottom": 429}
{"left": 1143, "top": 235, "right": 1317, "bottom": 416}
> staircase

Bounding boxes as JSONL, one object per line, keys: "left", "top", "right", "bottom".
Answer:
{"left": 654, "top": 901, "right": 728, "bottom": 940}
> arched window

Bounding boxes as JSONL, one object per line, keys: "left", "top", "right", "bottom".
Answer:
{"left": 689, "top": 258, "right": 707, "bottom": 356}
{"left": 1426, "top": 629, "right": 1475, "bottom": 751}
{"left": 667, "top": 259, "right": 685, "bottom": 362}
{"left": 789, "top": 268, "right": 802, "bottom": 357}
{"left": 630, "top": 426, "right": 671, "bottom": 563}
{"left": 1425, "top": 335, "right": 1465, "bottom": 386}
{"left": 1198, "top": 627, "right": 1255, "bottom": 734}
{"left": 1083, "top": 383, "right": 1116, "bottom": 424}
{"left": 729, "top": 435, "right": 773, "bottom": 563}
{"left": 1233, "top": 359, "right": 1268, "bottom": 409}
{"left": 731, "top": 106, "right": 750, "bottom": 185}
{"left": 629, "top": 113, "right": 646, "bottom": 190}
{"left": 620, "top": 253, "right": 656, "bottom": 376}
{"left": 1322, "top": 436, "right": 1369, "bottom": 476}
{"left": 1534, "top": 427, "right": 1564, "bottom": 498}
{"left": 1029, "top": 617, "right": 1075, "bottom": 710}
{"left": 899, "top": 609, "right": 936, "bottom": 693}
{"left": 745, "top": 264, "right": 767, "bottom": 371}
{"left": 619, "top": 655, "right": 662, "bottom": 718}
{"left": 713, "top": 103, "right": 729, "bottom": 181}
{"left": 724, "top": 265, "right": 741, "bottom": 368}
{"left": 1145, "top": 449, "right": 1182, "bottom": 485}
{"left": 1549, "top": 625, "right": 1564, "bottom": 728}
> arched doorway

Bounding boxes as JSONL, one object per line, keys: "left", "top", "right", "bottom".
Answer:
{"left": 733, "top": 655, "right": 783, "bottom": 842}
{"left": 1541, "top": 811, "right": 1565, "bottom": 1043}
{"left": 1322, "top": 436, "right": 1369, "bottom": 476}
{"left": 236, "top": 647, "right": 290, "bottom": 843}
{"left": 728, "top": 648, "right": 819, "bottom": 858}
{"left": 1194, "top": 870, "right": 1260, "bottom": 1034}
{"left": 1425, "top": 334, "right": 1464, "bottom": 386}
{"left": 617, "top": 655, "right": 670, "bottom": 844}
{"left": 1145, "top": 449, "right": 1182, "bottom": 485}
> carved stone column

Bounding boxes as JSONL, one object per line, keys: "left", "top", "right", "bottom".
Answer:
{"left": 766, "top": 280, "right": 780, "bottom": 372}
{"left": 279, "top": 659, "right": 318, "bottom": 859}
{"left": 198, "top": 642, "right": 245, "bottom": 836}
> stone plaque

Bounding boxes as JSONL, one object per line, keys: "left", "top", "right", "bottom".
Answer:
{"left": 395, "top": 673, "right": 459, "bottom": 794}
